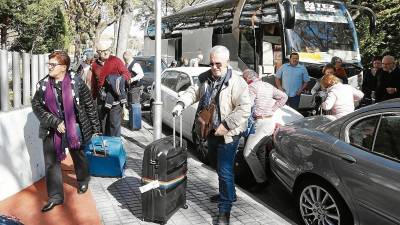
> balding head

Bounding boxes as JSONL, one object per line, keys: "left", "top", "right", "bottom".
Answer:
{"left": 242, "top": 69, "right": 259, "bottom": 84}
{"left": 382, "top": 55, "right": 396, "bottom": 72}
{"left": 123, "top": 50, "right": 134, "bottom": 65}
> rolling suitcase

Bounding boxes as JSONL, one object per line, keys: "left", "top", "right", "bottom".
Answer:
{"left": 84, "top": 135, "right": 126, "bottom": 177}
{"left": 141, "top": 116, "right": 188, "bottom": 225}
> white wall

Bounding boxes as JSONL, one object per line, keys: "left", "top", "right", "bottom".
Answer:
{"left": 143, "top": 38, "right": 175, "bottom": 58}
{"left": 0, "top": 107, "right": 44, "bottom": 201}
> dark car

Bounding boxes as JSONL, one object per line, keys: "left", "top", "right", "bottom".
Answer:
{"left": 132, "top": 56, "right": 167, "bottom": 108}
{"left": 270, "top": 98, "right": 400, "bottom": 225}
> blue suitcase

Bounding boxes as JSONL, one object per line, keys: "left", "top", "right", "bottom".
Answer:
{"left": 129, "top": 103, "right": 142, "bottom": 130}
{"left": 84, "top": 135, "right": 126, "bottom": 177}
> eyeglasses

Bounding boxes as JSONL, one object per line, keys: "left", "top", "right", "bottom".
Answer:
{"left": 97, "top": 49, "right": 109, "bottom": 54}
{"left": 47, "top": 62, "right": 61, "bottom": 68}
{"left": 209, "top": 62, "right": 222, "bottom": 67}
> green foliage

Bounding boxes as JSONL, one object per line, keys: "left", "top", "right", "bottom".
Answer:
{"left": 0, "top": 0, "right": 71, "bottom": 53}
{"left": 353, "top": 0, "right": 400, "bottom": 66}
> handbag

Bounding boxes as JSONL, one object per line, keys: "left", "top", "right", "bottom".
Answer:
{"left": 195, "top": 102, "right": 216, "bottom": 140}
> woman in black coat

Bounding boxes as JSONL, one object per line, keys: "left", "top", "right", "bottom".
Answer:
{"left": 32, "top": 51, "right": 100, "bottom": 212}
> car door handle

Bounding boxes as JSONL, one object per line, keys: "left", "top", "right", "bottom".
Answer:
{"left": 339, "top": 154, "right": 357, "bottom": 164}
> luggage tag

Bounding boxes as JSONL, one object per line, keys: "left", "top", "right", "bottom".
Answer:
{"left": 139, "top": 180, "right": 160, "bottom": 193}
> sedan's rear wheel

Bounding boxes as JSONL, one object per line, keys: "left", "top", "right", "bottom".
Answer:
{"left": 296, "top": 180, "right": 352, "bottom": 225}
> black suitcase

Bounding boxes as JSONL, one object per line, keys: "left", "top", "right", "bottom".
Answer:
{"left": 141, "top": 116, "right": 188, "bottom": 225}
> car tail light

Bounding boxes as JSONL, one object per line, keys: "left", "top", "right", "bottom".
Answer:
{"left": 272, "top": 123, "right": 282, "bottom": 142}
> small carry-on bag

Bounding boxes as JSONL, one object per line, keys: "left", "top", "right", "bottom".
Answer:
{"left": 84, "top": 135, "right": 126, "bottom": 177}
{"left": 129, "top": 102, "right": 142, "bottom": 130}
{"left": 141, "top": 115, "right": 188, "bottom": 225}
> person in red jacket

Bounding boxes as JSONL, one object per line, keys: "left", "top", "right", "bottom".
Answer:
{"left": 91, "top": 42, "right": 130, "bottom": 136}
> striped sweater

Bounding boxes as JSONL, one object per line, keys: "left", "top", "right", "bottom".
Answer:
{"left": 249, "top": 79, "right": 288, "bottom": 117}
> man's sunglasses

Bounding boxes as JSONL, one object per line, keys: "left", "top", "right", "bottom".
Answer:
{"left": 209, "top": 62, "right": 222, "bottom": 67}
{"left": 97, "top": 49, "right": 109, "bottom": 54}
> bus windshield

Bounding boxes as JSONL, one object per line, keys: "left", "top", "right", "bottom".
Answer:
{"left": 285, "top": 1, "right": 359, "bottom": 63}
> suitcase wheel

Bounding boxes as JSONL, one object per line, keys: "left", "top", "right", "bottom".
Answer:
{"left": 182, "top": 204, "right": 188, "bottom": 209}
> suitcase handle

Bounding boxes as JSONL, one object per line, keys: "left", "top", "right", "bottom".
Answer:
{"left": 92, "top": 148, "right": 107, "bottom": 157}
{"left": 91, "top": 135, "right": 108, "bottom": 157}
{"left": 172, "top": 115, "right": 183, "bottom": 148}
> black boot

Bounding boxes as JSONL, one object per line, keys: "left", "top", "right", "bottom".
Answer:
{"left": 217, "top": 212, "right": 230, "bottom": 225}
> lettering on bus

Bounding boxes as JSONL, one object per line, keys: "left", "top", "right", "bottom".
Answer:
{"left": 304, "top": 1, "right": 335, "bottom": 13}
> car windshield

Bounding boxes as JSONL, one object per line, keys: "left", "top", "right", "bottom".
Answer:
{"left": 134, "top": 58, "right": 167, "bottom": 73}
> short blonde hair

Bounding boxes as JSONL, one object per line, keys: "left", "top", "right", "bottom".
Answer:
{"left": 320, "top": 74, "right": 340, "bottom": 89}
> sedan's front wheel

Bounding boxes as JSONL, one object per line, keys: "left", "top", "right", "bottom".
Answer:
{"left": 192, "top": 132, "right": 211, "bottom": 165}
{"left": 296, "top": 180, "right": 353, "bottom": 225}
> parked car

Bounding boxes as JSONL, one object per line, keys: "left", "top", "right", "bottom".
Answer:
{"left": 270, "top": 98, "right": 400, "bottom": 225}
{"left": 150, "top": 67, "right": 304, "bottom": 164}
{"left": 132, "top": 56, "right": 167, "bottom": 108}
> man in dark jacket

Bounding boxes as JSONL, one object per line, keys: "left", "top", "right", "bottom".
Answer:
{"left": 375, "top": 55, "right": 400, "bottom": 102}
{"left": 362, "top": 56, "right": 382, "bottom": 104}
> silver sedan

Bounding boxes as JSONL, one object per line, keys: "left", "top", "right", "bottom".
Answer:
{"left": 270, "top": 98, "right": 400, "bottom": 225}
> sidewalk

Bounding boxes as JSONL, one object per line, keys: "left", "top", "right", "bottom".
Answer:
{"left": 91, "top": 120, "right": 295, "bottom": 225}
{"left": 0, "top": 119, "right": 296, "bottom": 225}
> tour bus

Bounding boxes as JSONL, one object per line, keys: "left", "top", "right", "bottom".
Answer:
{"left": 144, "top": 0, "right": 376, "bottom": 110}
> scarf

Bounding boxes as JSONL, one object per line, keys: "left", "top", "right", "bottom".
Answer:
{"left": 197, "top": 69, "right": 231, "bottom": 129}
{"left": 44, "top": 73, "right": 81, "bottom": 161}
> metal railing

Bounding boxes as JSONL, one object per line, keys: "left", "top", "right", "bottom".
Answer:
{"left": 0, "top": 49, "right": 48, "bottom": 112}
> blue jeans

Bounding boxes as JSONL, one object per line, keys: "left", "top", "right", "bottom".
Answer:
{"left": 208, "top": 135, "right": 240, "bottom": 213}
{"left": 287, "top": 95, "right": 300, "bottom": 110}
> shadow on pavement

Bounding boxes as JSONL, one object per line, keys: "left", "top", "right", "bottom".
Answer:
{"left": 121, "top": 134, "right": 147, "bottom": 149}
{"left": 107, "top": 176, "right": 144, "bottom": 220}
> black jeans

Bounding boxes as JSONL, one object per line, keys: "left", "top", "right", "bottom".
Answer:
{"left": 43, "top": 135, "right": 90, "bottom": 203}
{"left": 98, "top": 101, "right": 122, "bottom": 137}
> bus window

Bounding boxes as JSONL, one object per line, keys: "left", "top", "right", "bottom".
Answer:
{"left": 274, "top": 45, "right": 282, "bottom": 70}
{"left": 239, "top": 28, "right": 258, "bottom": 70}
{"left": 262, "top": 23, "right": 281, "bottom": 74}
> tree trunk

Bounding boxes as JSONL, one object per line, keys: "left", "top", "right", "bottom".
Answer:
{"left": 1, "top": 16, "right": 11, "bottom": 49}
{"left": 74, "top": 35, "right": 81, "bottom": 64}
{"left": 116, "top": 0, "right": 134, "bottom": 59}
{"left": 113, "top": 19, "right": 120, "bottom": 54}
{"left": 0, "top": 26, "right": 7, "bottom": 49}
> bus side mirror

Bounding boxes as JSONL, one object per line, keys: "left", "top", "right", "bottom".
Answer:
{"left": 348, "top": 5, "right": 377, "bottom": 35}
{"left": 282, "top": 0, "right": 295, "bottom": 29}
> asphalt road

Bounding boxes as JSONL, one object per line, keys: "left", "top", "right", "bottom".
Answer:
{"left": 141, "top": 109, "right": 301, "bottom": 225}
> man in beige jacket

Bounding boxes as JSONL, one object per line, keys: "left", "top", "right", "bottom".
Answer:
{"left": 172, "top": 45, "right": 251, "bottom": 225}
